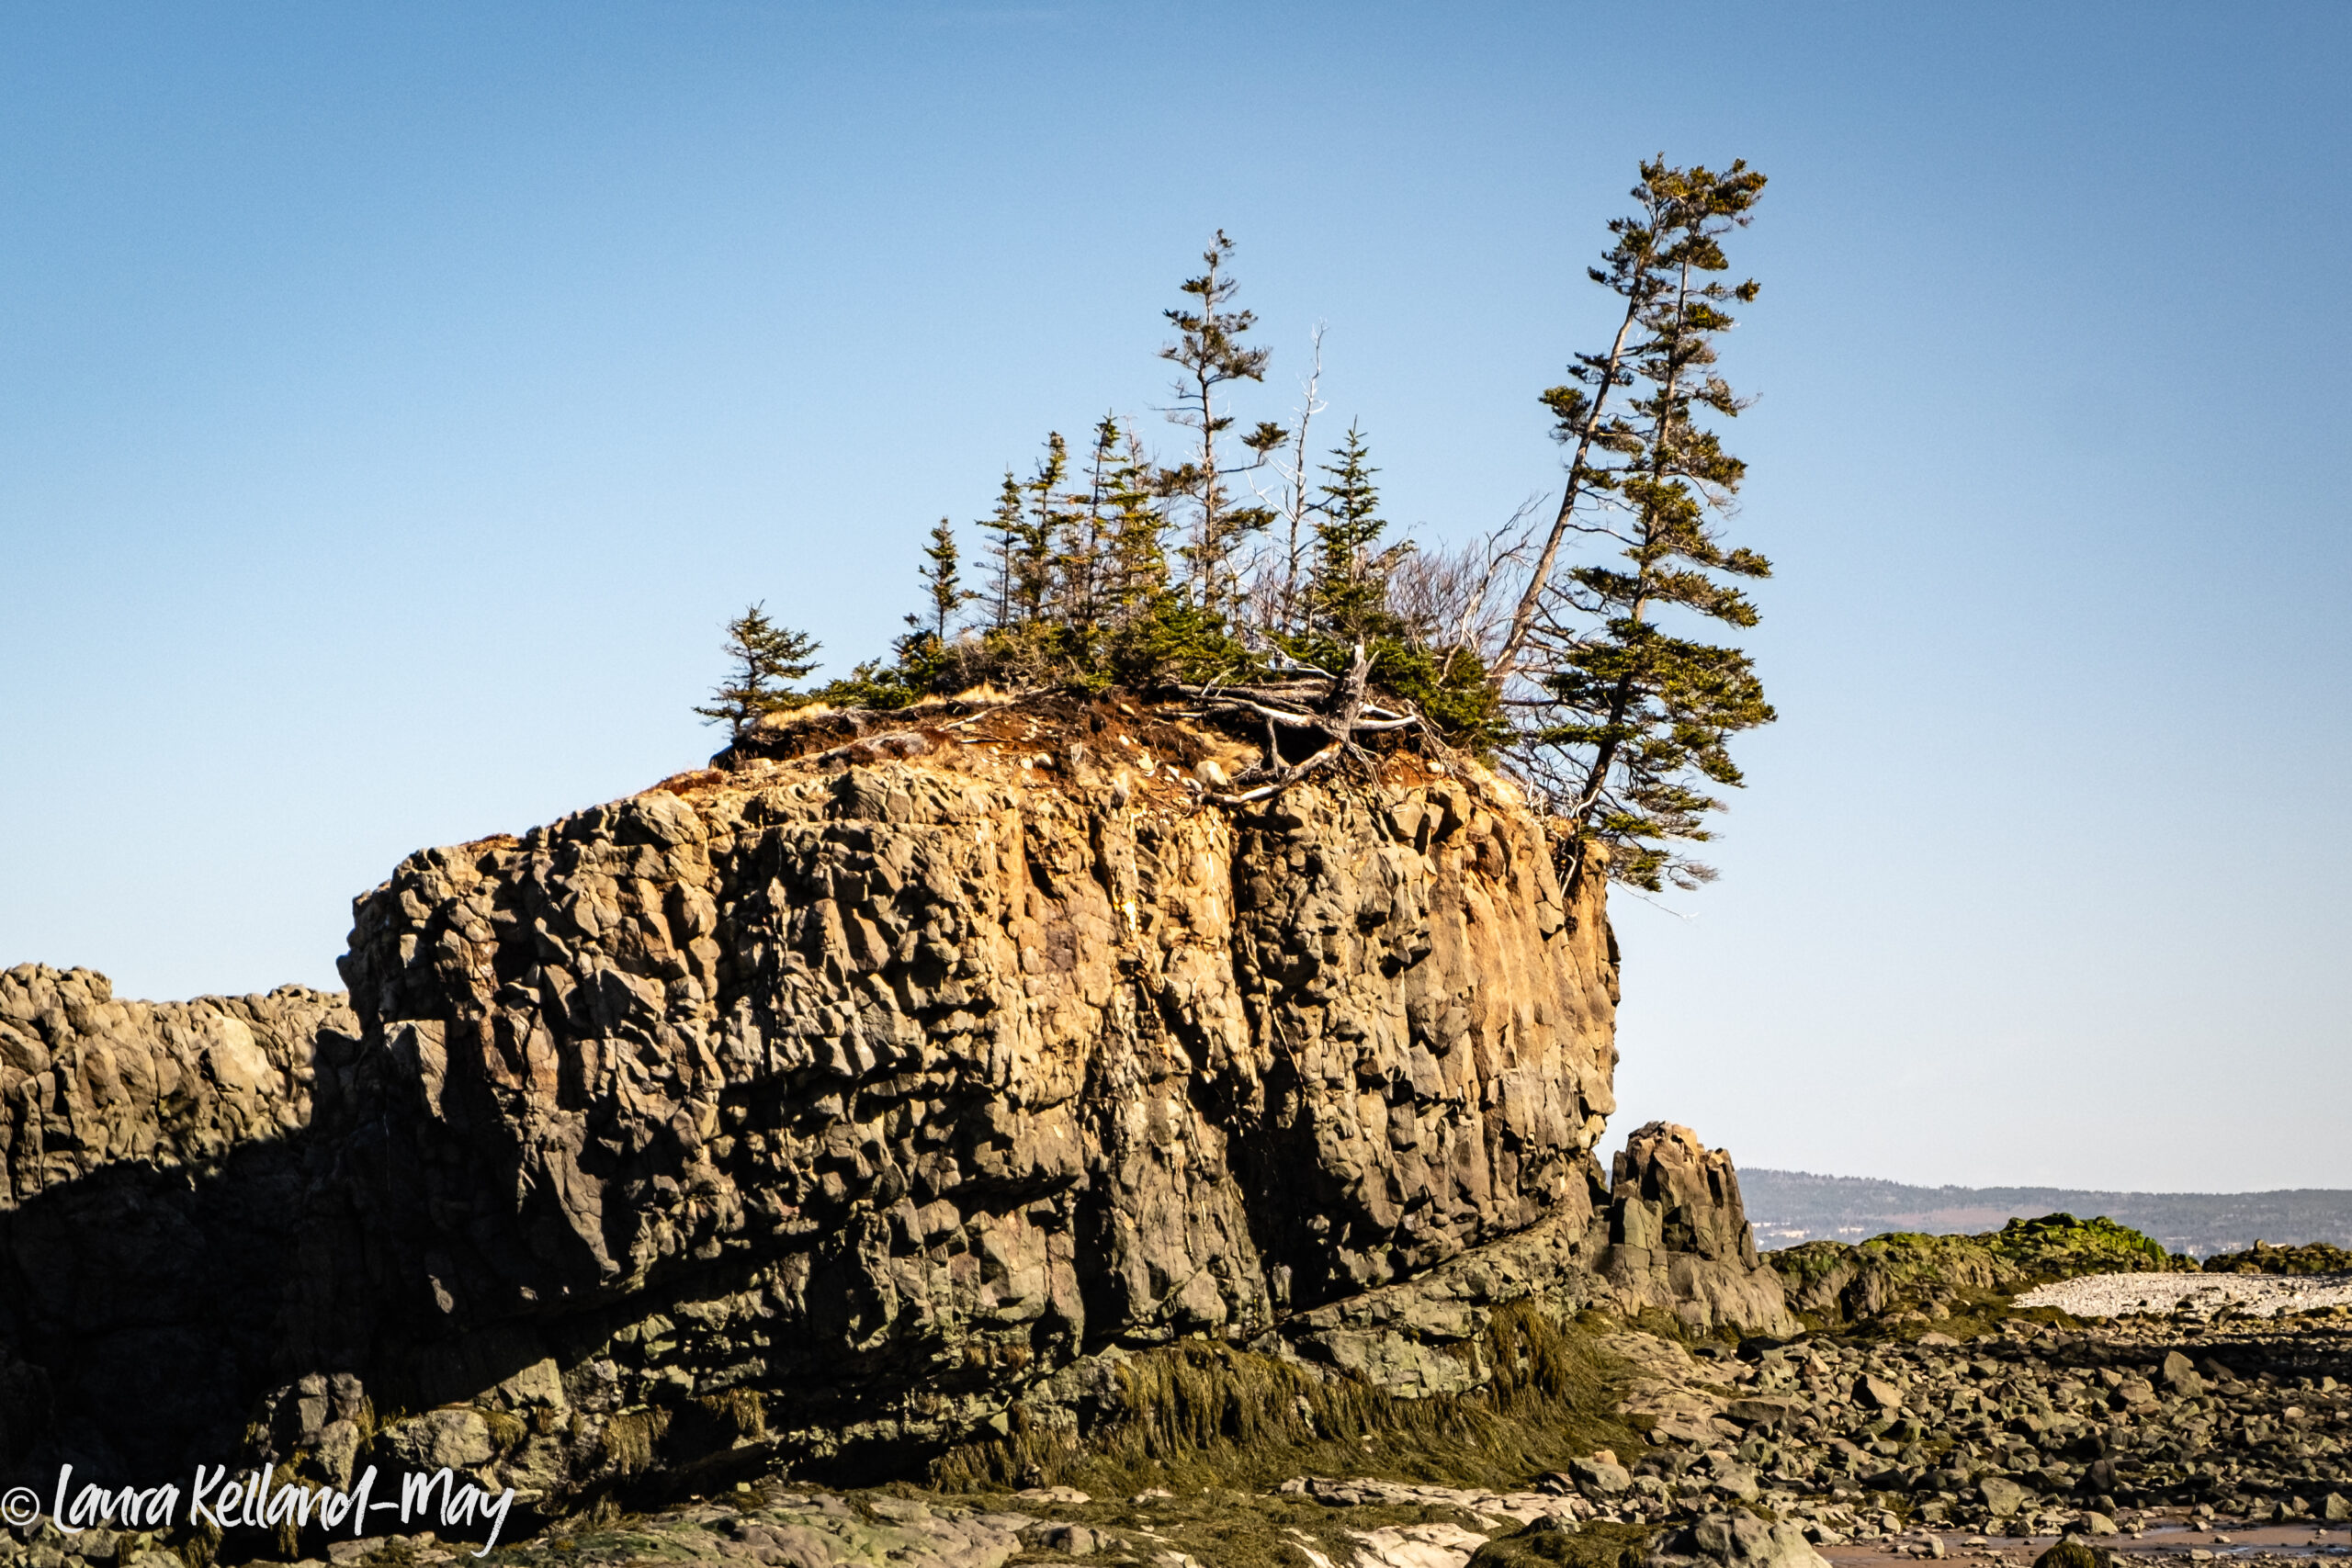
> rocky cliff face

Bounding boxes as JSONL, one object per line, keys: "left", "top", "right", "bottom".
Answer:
{"left": 0, "top": 966, "right": 353, "bottom": 1472}
{"left": 0, "top": 695, "right": 1793, "bottom": 1506}
{"left": 298, "top": 698, "right": 1621, "bottom": 1483}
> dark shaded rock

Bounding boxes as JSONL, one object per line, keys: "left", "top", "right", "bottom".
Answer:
{"left": 2031, "top": 1542, "right": 2113, "bottom": 1568}
{"left": 1856, "top": 1374, "right": 1905, "bottom": 1412}
{"left": 1725, "top": 1398, "right": 1795, "bottom": 1428}
{"left": 0, "top": 965, "right": 352, "bottom": 1474}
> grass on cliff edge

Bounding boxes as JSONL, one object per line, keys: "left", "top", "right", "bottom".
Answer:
{"left": 931, "top": 1301, "right": 1644, "bottom": 1498}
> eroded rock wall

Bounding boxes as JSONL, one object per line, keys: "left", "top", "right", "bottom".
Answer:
{"left": 0, "top": 703, "right": 1798, "bottom": 1506}
{"left": 288, "top": 725, "right": 1620, "bottom": 1485}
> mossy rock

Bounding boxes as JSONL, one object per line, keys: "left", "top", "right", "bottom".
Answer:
{"left": 2202, "top": 1240, "right": 2352, "bottom": 1276}
{"left": 1987, "top": 1213, "right": 2189, "bottom": 1280}
{"left": 933, "top": 1301, "right": 1640, "bottom": 1496}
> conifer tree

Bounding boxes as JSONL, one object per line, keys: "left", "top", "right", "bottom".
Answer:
{"left": 982, "top": 470, "right": 1023, "bottom": 627}
{"left": 1304, "top": 423, "right": 1408, "bottom": 643}
{"left": 909, "top": 517, "right": 971, "bottom": 641}
{"left": 1159, "top": 231, "right": 1285, "bottom": 616}
{"left": 1100, "top": 423, "right": 1170, "bottom": 623}
{"left": 1057, "top": 415, "right": 1125, "bottom": 634}
{"left": 695, "top": 603, "right": 820, "bottom": 736}
{"left": 1017, "top": 433, "right": 1070, "bottom": 625}
{"left": 1507, "top": 158, "right": 1774, "bottom": 892}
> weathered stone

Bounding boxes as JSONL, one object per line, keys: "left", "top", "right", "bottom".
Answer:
{"left": 1857, "top": 1375, "right": 1905, "bottom": 1412}
{"left": 1, "top": 704, "right": 1667, "bottom": 1502}
{"left": 1725, "top": 1398, "right": 1795, "bottom": 1427}
{"left": 0, "top": 964, "right": 351, "bottom": 1472}
{"left": 1589, "top": 1123, "right": 1798, "bottom": 1337}
{"left": 1649, "top": 1508, "right": 1829, "bottom": 1568}
{"left": 1570, "top": 1455, "right": 1633, "bottom": 1495}
{"left": 1979, "top": 1477, "right": 2028, "bottom": 1517}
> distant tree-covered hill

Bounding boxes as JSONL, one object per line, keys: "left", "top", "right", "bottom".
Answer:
{"left": 1739, "top": 1168, "right": 2352, "bottom": 1259}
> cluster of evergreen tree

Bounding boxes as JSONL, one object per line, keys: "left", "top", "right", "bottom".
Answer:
{"left": 699, "top": 160, "right": 1776, "bottom": 894}
{"left": 702, "top": 230, "right": 1496, "bottom": 743}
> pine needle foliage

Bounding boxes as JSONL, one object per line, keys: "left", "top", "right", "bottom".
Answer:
{"left": 1301, "top": 423, "right": 1413, "bottom": 644}
{"left": 1159, "top": 231, "right": 1287, "bottom": 617}
{"left": 910, "top": 517, "right": 972, "bottom": 642}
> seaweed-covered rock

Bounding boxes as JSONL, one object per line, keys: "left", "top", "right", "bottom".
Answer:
{"left": 2032, "top": 1541, "right": 2115, "bottom": 1568}
{"left": 1769, "top": 1213, "right": 2188, "bottom": 1329}
{"left": 1768, "top": 1231, "right": 2013, "bottom": 1327}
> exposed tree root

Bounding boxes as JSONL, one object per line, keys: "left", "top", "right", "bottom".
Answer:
{"left": 1173, "top": 643, "right": 1440, "bottom": 807}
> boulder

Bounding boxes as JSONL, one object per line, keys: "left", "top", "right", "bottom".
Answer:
{"left": 2032, "top": 1544, "right": 2115, "bottom": 1568}
{"left": 1649, "top": 1508, "right": 1830, "bottom": 1568}
{"left": 1856, "top": 1374, "right": 1905, "bottom": 1412}
{"left": 1709, "top": 1463, "right": 1763, "bottom": 1503}
{"left": 1570, "top": 1455, "right": 1634, "bottom": 1495}
{"left": 1726, "top": 1397, "right": 1796, "bottom": 1428}
{"left": 1980, "top": 1477, "right": 2029, "bottom": 1517}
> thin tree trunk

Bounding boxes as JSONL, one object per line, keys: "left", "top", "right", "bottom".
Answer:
{"left": 1489, "top": 279, "right": 1647, "bottom": 684}
{"left": 1569, "top": 258, "right": 1697, "bottom": 839}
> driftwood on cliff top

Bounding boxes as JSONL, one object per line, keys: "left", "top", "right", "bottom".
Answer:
{"left": 1172, "top": 642, "right": 1435, "bottom": 806}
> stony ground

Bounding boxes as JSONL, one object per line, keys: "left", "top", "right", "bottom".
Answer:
{"left": 2016, "top": 1277, "right": 2352, "bottom": 1321}
{"left": 12, "top": 1300, "right": 2352, "bottom": 1568}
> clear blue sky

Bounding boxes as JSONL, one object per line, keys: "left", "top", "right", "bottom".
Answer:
{"left": 4, "top": 3, "right": 2346, "bottom": 1190}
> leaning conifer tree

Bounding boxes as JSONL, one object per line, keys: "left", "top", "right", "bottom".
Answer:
{"left": 695, "top": 603, "right": 821, "bottom": 737}
{"left": 1506, "top": 158, "right": 1774, "bottom": 893}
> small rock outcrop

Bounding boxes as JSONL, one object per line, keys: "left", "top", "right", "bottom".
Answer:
{"left": 1646, "top": 1508, "right": 1832, "bottom": 1568}
{"left": 1590, "top": 1122, "right": 1797, "bottom": 1337}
